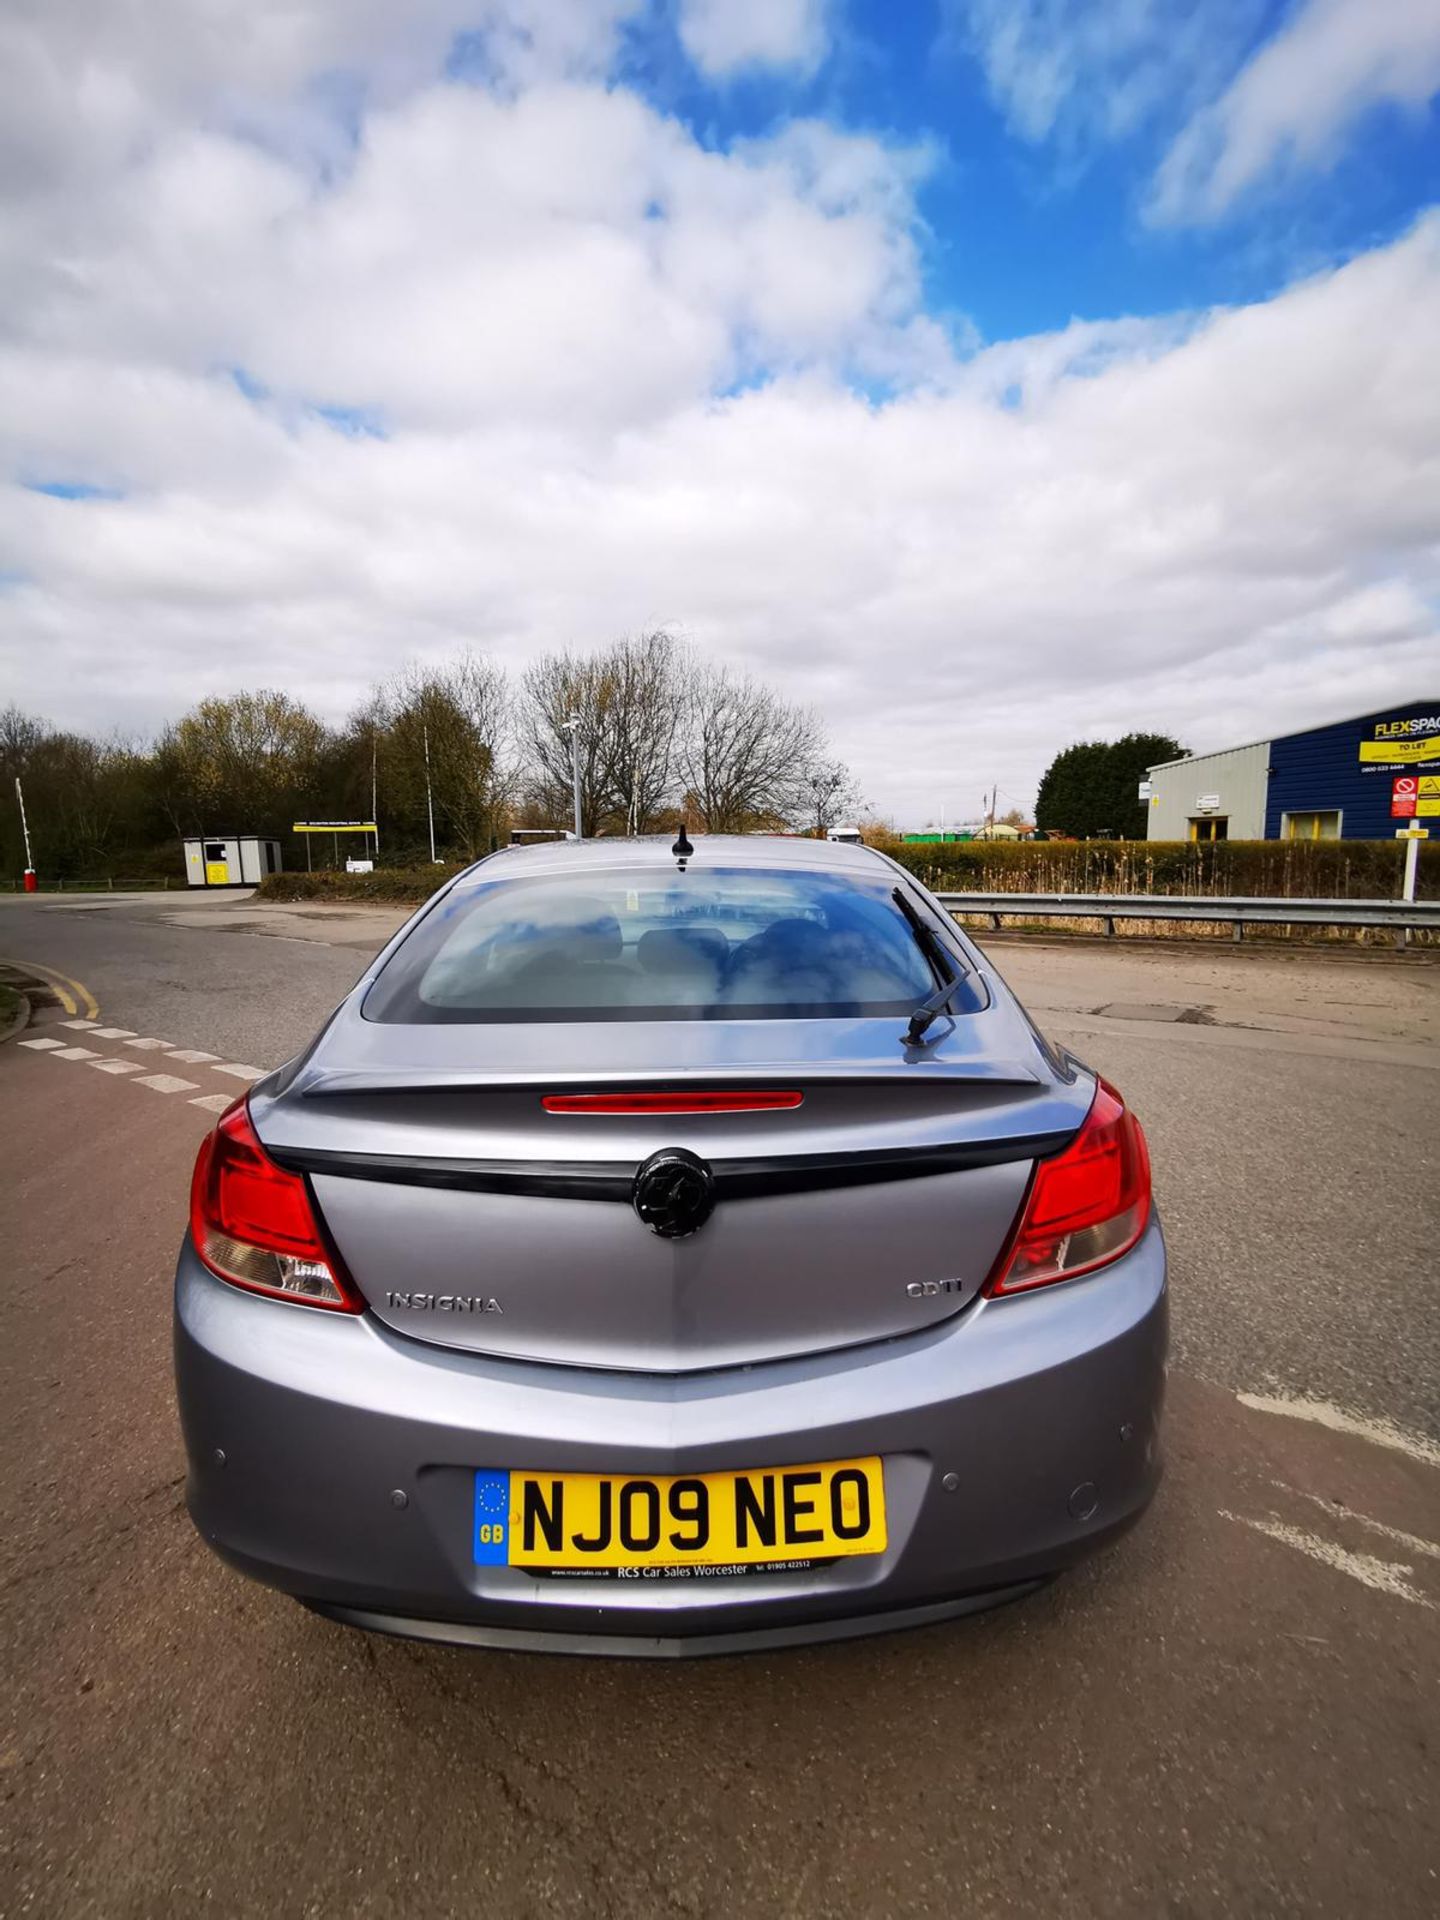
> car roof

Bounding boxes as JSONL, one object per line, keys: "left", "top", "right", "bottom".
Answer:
{"left": 463, "top": 833, "right": 889, "bottom": 885}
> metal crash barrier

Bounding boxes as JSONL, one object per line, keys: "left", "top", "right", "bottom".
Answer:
{"left": 934, "top": 892, "right": 1440, "bottom": 942}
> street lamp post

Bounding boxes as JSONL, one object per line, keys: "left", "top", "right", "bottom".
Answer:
{"left": 563, "top": 716, "right": 583, "bottom": 840}
{"left": 371, "top": 729, "right": 380, "bottom": 862}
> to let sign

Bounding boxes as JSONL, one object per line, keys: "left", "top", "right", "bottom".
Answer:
{"left": 1392, "top": 775, "right": 1418, "bottom": 819}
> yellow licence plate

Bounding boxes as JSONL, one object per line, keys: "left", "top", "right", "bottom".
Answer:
{"left": 473, "top": 1457, "right": 887, "bottom": 1572}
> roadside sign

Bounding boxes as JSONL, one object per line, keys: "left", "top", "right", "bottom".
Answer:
{"left": 292, "top": 818, "right": 379, "bottom": 874}
{"left": 1396, "top": 823, "right": 1429, "bottom": 911}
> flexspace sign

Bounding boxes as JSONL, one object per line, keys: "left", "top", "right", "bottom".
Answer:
{"left": 1359, "top": 714, "right": 1440, "bottom": 768}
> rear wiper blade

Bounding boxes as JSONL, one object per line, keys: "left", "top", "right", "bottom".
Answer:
{"left": 903, "top": 972, "right": 968, "bottom": 1047}
{"left": 891, "top": 887, "right": 969, "bottom": 1049}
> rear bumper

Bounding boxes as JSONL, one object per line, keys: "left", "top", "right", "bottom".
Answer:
{"left": 173, "top": 1222, "right": 1167, "bottom": 1654}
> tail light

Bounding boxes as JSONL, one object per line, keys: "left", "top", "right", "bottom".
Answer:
{"left": 189, "top": 1096, "right": 361, "bottom": 1312}
{"left": 985, "top": 1078, "right": 1151, "bottom": 1297}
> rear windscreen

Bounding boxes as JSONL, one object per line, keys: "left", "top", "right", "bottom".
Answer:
{"left": 362, "top": 866, "right": 985, "bottom": 1024}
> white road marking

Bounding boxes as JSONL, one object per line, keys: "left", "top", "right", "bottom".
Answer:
{"left": 1219, "top": 1511, "right": 1438, "bottom": 1613}
{"left": 50, "top": 1046, "right": 99, "bottom": 1061}
{"left": 1236, "top": 1390, "right": 1440, "bottom": 1470}
{"left": 189, "top": 1093, "right": 233, "bottom": 1113}
{"left": 213, "top": 1064, "right": 264, "bottom": 1081}
{"left": 133, "top": 1073, "right": 201, "bottom": 1095}
{"left": 1271, "top": 1483, "right": 1440, "bottom": 1563}
{"left": 124, "top": 1036, "right": 173, "bottom": 1051}
{"left": 60, "top": 1018, "right": 102, "bottom": 1030}
{"left": 165, "top": 1048, "right": 222, "bottom": 1064}
{"left": 18, "top": 1036, "right": 65, "bottom": 1050}
{"left": 89, "top": 1058, "right": 143, "bottom": 1075}
{"left": 90, "top": 1026, "right": 137, "bottom": 1040}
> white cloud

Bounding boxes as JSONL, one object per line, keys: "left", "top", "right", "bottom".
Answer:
{"left": 1151, "top": 0, "right": 1440, "bottom": 225}
{"left": 948, "top": 0, "right": 1257, "bottom": 149}
{"left": 954, "top": 0, "right": 1440, "bottom": 227}
{"left": 677, "top": 0, "right": 830, "bottom": 79}
{"left": 0, "top": 0, "right": 644, "bottom": 210}
{"left": 1, "top": 77, "right": 937, "bottom": 436}
{"left": 1, "top": 3, "right": 1438, "bottom": 822}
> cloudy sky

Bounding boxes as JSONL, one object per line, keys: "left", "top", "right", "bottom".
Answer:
{"left": 3, "top": 0, "right": 1438, "bottom": 822}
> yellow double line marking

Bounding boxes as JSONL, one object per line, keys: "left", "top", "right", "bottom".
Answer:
{"left": 0, "top": 956, "right": 101, "bottom": 1021}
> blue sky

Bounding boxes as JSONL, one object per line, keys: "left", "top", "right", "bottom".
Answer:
{"left": 628, "top": 0, "right": 1440, "bottom": 338}
{"left": 2, "top": 0, "right": 1438, "bottom": 819}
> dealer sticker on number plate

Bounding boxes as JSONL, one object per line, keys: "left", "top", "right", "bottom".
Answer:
{"left": 473, "top": 1457, "right": 886, "bottom": 1575}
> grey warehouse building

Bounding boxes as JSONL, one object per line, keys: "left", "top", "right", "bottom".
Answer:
{"left": 1145, "top": 700, "right": 1440, "bottom": 842}
{"left": 1144, "top": 739, "right": 1270, "bottom": 841}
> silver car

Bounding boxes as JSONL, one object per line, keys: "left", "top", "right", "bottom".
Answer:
{"left": 175, "top": 834, "right": 1165, "bottom": 1655}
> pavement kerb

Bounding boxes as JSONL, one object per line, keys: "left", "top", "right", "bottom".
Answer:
{"left": 0, "top": 989, "right": 32, "bottom": 1044}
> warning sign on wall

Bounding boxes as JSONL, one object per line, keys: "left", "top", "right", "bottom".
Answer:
{"left": 1392, "top": 775, "right": 1418, "bottom": 818}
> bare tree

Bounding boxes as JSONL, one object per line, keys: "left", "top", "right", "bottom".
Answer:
{"left": 518, "top": 633, "right": 687, "bottom": 837}
{"left": 797, "top": 758, "right": 861, "bottom": 837}
{"left": 1, "top": 711, "right": 154, "bottom": 874}
{"left": 676, "top": 664, "right": 823, "bottom": 833}
{"left": 0, "top": 705, "right": 47, "bottom": 776}
{"left": 375, "top": 653, "right": 510, "bottom": 858}
{"left": 519, "top": 649, "right": 615, "bottom": 836}
{"left": 599, "top": 630, "right": 685, "bottom": 835}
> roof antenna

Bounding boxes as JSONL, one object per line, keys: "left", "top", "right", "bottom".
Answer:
{"left": 671, "top": 821, "right": 694, "bottom": 870}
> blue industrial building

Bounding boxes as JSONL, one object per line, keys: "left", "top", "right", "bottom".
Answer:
{"left": 1146, "top": 700, "right": 1440, "bottom": 842}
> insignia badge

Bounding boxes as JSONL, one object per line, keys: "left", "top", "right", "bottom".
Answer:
{"left": 631, "top": 1148, "right": 715, "bottom": 1239}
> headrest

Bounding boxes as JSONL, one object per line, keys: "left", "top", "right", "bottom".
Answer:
{"left": 637, "top": 926, "right": 727, "bottom": 975}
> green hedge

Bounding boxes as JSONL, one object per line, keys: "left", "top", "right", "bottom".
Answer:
{"left": 880, "top": 837, "right": 1439, "bottom": 899}
{"left": 253, "top": 838, "right": 1439, "bottom": 906}
{"left": 255, "top": 866, "right": 467, "bottom": 904}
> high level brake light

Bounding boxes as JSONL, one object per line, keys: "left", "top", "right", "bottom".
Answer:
{"left": 542, "top": 1090, "right": 803, "bottom": 1115}
{"left": 189, "top": 1096, "right": 361, "bottom": 1311}
{"left": 985, "top": 1078, "right": 1151, "bottom": 1297}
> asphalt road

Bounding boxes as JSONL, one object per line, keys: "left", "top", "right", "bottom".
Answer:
{"left": 2, "top": 893, "right": 1437, "bottom": 1918}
